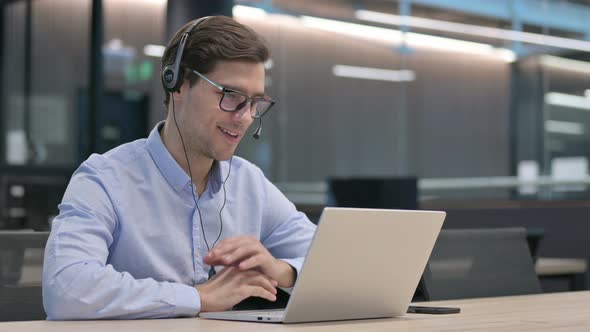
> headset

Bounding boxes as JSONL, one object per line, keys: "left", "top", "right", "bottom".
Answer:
{"left": 162, "top": 17, "right": 231, "bottom": 280}
{"left": 162, "top": 17, "right": 209, "bottom": 93}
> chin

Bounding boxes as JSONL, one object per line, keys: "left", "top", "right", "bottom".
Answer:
{"left": 214, "top": 149, "right": 237, "bottom": 161}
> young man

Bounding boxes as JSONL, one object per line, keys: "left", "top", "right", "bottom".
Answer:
{"left": 43, "top": 16, "right": 316, "bottom": 319}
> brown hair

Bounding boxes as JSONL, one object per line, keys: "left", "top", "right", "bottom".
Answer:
{"left": 161, "top": 16, "right": 269, "bottom": 107}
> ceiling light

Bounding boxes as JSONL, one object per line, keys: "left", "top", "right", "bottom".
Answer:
{"left": 333, "top": 65, "right": 415, "bottom": 82}
{"left": 233, "top": 5, "right": 268, "bottom": 18}
{"left": 143, "top": 44, "right": 166, "bottom": 57}
{"left": 231, "top": 6, "right": 514, "bottom": 62}
{"left": 300, "top": 16, "right": 514, "bottom": 62}
{"left": 540, "top": 56, "right": 590, "bottom": 75}
{"left": 545, "top": 92, "right": 590, "bottom": 110}
{"left": 356, "top": 9, "right": 590, "bottom": 53}
{"left": 545, "top": 120, "right": 584, "bottom": 135}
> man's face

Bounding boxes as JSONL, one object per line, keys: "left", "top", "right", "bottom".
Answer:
{"left": 174, "top": 60, "right": 265, "bottom": 161}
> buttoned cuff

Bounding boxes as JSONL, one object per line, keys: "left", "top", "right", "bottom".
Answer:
{"left": 171, "top": 283, "right": 201, "bottom": 317}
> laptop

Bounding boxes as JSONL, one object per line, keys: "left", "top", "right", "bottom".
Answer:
{"left": 200, "top": 207, "right": 446, "bottom": 323}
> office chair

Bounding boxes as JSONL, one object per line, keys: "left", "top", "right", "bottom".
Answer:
{"left": 0, "top": 231, "right": 50, "bottom": 321}
{"left": 328, "top": 177, "right": 418, "bottom": 210}
{"left": 421, "top": 227, "right": 542, "bottom": 301}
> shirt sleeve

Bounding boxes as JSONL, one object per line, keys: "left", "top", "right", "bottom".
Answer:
{"left": 258, "top": 170, "right": 317, "bottom": 278}
{"left": 42, "top": 161, "right": 201, "bottom": 320}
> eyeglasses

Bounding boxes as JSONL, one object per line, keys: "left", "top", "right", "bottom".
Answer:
{"left": 191, "top": 69, "right": 275, "bottom": 119}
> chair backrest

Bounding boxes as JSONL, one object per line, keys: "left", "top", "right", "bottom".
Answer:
{"left": 0, "top": 231, "right": 50, "bottom": 321}
{"left": 422, "top": 227, "right": 541, "bottom": 301}
{"left": 328, "top": 177, "right": 418, "bottom": 210}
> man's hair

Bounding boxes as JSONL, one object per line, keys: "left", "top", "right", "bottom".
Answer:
{"left": 161, "top": 16, "right": 269, "bottom": 108}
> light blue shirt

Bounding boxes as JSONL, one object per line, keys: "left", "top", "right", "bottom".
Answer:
{"left": 42, "top": 122, "right": 316, "bottom": 320}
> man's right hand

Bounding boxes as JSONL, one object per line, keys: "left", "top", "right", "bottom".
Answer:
{"left": 195, "top": 266, "right": 278, "bottom": 312}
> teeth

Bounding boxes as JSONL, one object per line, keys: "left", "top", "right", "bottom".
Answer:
{"left": 221, "top": 128, "right": 238, "bottom": 137}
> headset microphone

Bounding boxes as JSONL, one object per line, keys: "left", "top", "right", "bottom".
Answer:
{"left": 253, "top": 118, "right": 262, "bottom": 139}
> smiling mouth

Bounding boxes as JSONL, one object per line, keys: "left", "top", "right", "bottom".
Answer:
{"left": 218, "top": 126, "right": 240, "bottom": 139}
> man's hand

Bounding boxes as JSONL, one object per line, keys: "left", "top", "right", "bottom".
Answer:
{"left": 196, "top": 266, "right": 278, "bottom": 312}
{"left": 203, "top": 236, "right": 296, "bottom": 288}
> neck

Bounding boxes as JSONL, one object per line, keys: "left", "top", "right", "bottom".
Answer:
{"left": 161, "top": 120, "right": 213, "bottom": 195}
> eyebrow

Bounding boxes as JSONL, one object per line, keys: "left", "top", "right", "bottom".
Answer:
{"left": 219, "top": 83, "right": 265, "bottom": 97}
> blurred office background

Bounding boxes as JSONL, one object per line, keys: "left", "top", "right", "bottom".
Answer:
{"left": 1, "top": 0, "right": 590, "bottom": 319}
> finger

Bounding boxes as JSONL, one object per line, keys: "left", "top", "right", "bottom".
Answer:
{"left": 246, "top": 272, "right": 277, "bottom": 295}
{"left": 216, "top": 266, "right": 235, "bottom": 276}
{"left": 212, "top": 236, "right": 253, "bottom": 252}
{"left": 205, "top": 246, "right": 253, "bottom": 266}
{"left": 207, "top": 243, "right": 262, "bottom": 267}
{"left": 222, "top": 244, "right": 264, "bottom": 266}
{"left": 238, "top": 253, "right": 265, "bottom": 271}
{"left": 206, "top": 237, "right": 255, "bottom": 262}
{"left": 233, "top": 270, "right": 276, "bottom": 294}
{"left": 245, "top": 285, "right": 277, "bottom": 302}
{"left": 214, "top": 236, "right": 260, "bottom": 254}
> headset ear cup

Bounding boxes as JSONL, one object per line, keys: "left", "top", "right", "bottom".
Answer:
{"left": 162, "top": 66, "right": 174, "bottom": 92}
{"left": 162, "top": 65, "right": 182, "bottom": 92}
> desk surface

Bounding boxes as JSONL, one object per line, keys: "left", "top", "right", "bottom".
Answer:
{"left": 1, "top": 291, "right": 589, "bottom": 332}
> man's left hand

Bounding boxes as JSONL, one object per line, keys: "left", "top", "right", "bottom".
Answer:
{"left": 203, "top": 236, "right": 296, "bottom": 288}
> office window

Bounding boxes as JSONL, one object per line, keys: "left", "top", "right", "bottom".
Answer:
{"left": 2, "top": 0, "right": 90, "bottom": 167}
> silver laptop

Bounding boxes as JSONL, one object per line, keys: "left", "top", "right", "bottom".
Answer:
{"left": 200, "top": 207, "right": 445, "bottom": 323}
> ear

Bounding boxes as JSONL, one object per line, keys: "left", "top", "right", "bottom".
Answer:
{"left": 172, "top": 81, "right": 189, "bottom": 103}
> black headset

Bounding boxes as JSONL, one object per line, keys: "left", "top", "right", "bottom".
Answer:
{"left": 161, "top": 16, "right": 210, "bottom": 93}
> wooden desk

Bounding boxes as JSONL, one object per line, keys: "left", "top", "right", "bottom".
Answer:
{"left": 1, "top": 291, "right": 588, "bottom": 331}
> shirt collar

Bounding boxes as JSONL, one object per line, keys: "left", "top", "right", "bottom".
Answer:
{"left": 146, "top": 121, "right": 224, "bottom": 194}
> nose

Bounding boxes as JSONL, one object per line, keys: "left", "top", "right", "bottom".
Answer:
{"left": 233, "top": 101, "right": 254, "bottom": 118}
{"left": 231, "top": 102, "right": 254, "bottom": 124}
